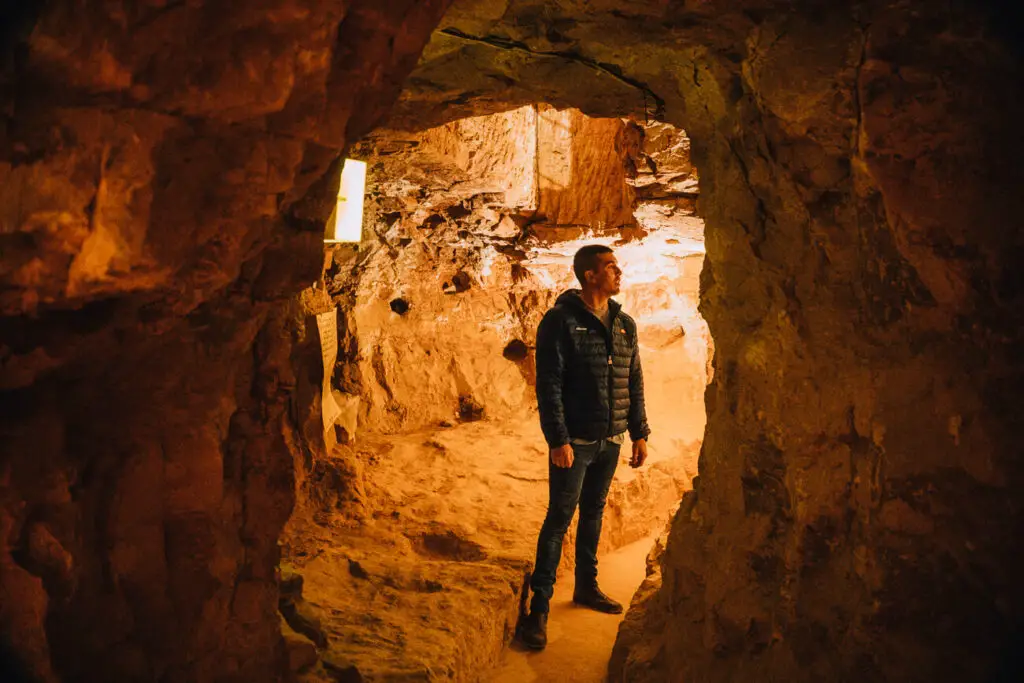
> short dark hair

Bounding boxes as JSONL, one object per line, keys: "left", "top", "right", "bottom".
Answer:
{"left": 573, "top": 244, "right": 614, "bottom": 285}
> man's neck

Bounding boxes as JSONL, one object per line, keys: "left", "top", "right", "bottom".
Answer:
{"left": 580, "top": 289, "right": 610, "bottom": 312}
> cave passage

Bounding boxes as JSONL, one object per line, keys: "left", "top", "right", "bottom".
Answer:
{"left": 277, "top": 106, "right": 712, "bottom": 680}
{"left": 3, "top": 3, "right": 1021, "bottom": 683}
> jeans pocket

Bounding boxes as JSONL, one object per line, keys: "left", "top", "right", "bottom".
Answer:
{"left": 571, "top": 441, "right": 599, "bottom": 464}
{"left": 604, "top": 441, "right": 622, "bottom": 458}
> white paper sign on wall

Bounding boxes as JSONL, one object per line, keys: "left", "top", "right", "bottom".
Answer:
{"left": 316, "top": 309, "right": 342, "bottom": 447}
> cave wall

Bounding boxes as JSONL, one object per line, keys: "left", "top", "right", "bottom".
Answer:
{"left": 393, "top": 2, "right": 1024, "bottom": 682}
{"left": 631, "top": 121, "right": 702, "bottom": 235}
{"left": 326, "top": 236, "right": 547, "bottom": 435}
{"left": 369, "top": 103, "right": 637, "bottom": 232}
{"left": 619, "top": 7, "right": 1024, "bottom": 681}
{"left": 1, "top": 1, "right": 1022, "bottom": 682}
{"left": 323, "top": 107, "right": 709, "bottom": 439}
{"left": 279, "top": 103, "right": 710, "bottom": 677}
{"left": 533, "top": 106, "right": 637, "bottom": 229}
{"left": 330, "top": 105, "right": 653, "bottom": 435}
{"left": 0, "top": 2, "right": 452, "bottom": 681}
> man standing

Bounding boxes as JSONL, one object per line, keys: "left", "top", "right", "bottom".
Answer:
{"left": 519, "top": 244, "right": 650, "bottom": 650}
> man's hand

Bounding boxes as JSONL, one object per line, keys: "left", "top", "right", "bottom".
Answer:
{"left": 629, "top": 438, "right": 648, "bottom": 468}
{"left": 550, "top": 443, "right": 574, "bottom": 468}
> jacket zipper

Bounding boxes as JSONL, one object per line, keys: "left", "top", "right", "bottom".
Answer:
{"left": 606, "top": 313, "right": 615, "bottom": 439}
{"left": 577, "top": 297, "right": 617, "bottom": 440}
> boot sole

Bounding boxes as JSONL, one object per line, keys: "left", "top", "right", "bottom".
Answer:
{"left": 516, "top": 624, "right": 547, "bottom": 651}
{"left": 572, "top": 599, "right": 623, "bottom": 614}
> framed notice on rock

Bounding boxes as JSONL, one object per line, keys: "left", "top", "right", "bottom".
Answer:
{"left": 316, "top": 309, "right": 343, "bottom": 447}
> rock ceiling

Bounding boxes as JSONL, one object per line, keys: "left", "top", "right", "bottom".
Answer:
{"left": 0, "top": 1, "right": 1022, "bottom": 682}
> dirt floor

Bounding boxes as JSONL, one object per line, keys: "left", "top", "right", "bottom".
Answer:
{"left": 284, "top": 414, "right": 698, "bottom": 681}
{"left": 491, "top": 536, "right": 655, "bottom": 683}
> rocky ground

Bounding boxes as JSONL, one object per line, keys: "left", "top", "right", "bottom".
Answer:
{"left": 272, "top": 104, "right": 710, "bottom": 681}
{"left": 281, "top": 415, "right": 700, "bottom": 681}
{"left": 493, "top": 535, "right": 656, "bottom": 683}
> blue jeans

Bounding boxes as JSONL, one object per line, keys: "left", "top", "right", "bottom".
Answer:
{"left": 529, "top": 439, "right": 621, "bottom": 614}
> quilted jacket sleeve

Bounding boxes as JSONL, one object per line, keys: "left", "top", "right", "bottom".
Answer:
{"left": 535, "top": 310, "right": 571, "bottom": 448}
{"left": 628, "top": 338, "right": 651, "bottom": 442}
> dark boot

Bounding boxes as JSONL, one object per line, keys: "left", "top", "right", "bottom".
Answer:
{"left": 518, "top": 611, "right": 548, "bottom": 650}
{"left": 572, "top": 585, "right": 623, "bottom": 614}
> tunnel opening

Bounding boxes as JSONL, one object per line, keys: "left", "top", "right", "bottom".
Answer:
{"left": 2, "top": 3, "right": 1021, "bottom": 683}
{"left": 278, "top": 105, "right": 712, "bottom": 679}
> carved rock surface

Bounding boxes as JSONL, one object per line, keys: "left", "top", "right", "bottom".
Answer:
{"left": 282, "top": 421, "right": 699, "bottom": 682}
{"left": 1, "top": 1, "right": 1022, "bottom": 682}
{"left": 0, "top": 2, "right": 452, "bottom": 681}
{"left": 333, "top": 107, "right": 707, "bottom": 435}
{"left": 283, "top": 108, "right": 708, "bottom": 680}
{"left": 391, "top": 2, "right": 1024, "bottom": 682}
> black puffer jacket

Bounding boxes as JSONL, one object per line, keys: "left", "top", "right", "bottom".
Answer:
{"left": 535, "top": 289, "right": 650, "bottom": 448}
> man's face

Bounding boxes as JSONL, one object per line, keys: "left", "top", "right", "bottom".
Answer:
{"left": 587, "top": 253, "right": 622, "bottom": 296}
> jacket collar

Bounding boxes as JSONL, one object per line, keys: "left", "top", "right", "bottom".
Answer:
{"left": 555, "top": 289, "right": 622, "bottom": 322}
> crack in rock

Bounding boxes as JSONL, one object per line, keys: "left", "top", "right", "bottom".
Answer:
{"left": 439, "top": 27, "right": 667, "bottom": 119}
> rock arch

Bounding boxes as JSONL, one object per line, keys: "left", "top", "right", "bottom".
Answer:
{"left": 1, "top": 2, "right": 1022, "bottom": 682}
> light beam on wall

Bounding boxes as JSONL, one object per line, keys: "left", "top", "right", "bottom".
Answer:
{"left": 324, "top": 158, "right": 367, "bottom": 243}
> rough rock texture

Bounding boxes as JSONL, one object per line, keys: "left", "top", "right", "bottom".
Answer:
{"left": 280, "top": 108, "right": 710, "bottom": 680}
{"left": 391, "top": 2, "right": 1024, "bottom": 682}
{"left": 367, "top": 104, "right": 636, "bottom": 234}
{"left": 2, "top": 1, "right": 1023, "bottom": 682}
{"left": 0, "top": 2, "right": 452, "bottom": 681}
{"left": 630, "top": 123, "right": 702, "bottom": 238}
{"left": 533, "top": 106, "right": 637, "bottom": 230}
{"left": 283, "top": 421, "right": 699, "bottom": 682}
{"left": 326, "top": 107, "right": 708, "bottom": 435}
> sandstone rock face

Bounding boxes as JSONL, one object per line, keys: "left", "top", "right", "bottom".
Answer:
{"left": 323, "top": 107, "right": 706, "bottom": 437}
{"left": 0, "top": 2, "right": 452, "bottom": 681}
{"left": 283, "top": 421, "right": 699, "bottom": 682}
{"left": 1, "top": 1, "right": 1022, "bottom": 682}
{"left": 630, "top": 122, "right": 701, "bottom": 237}
{"left": 533, "top": 106, "right": 637, "bottom": 230}
{"left": 368, "top": 104, "right": 636, "bottom": 234}
{"left": 391, "top": 2, "right": 1024, "bottom": 682}
{"left": 279, "top": 108, "right": 709, "bottom": 679}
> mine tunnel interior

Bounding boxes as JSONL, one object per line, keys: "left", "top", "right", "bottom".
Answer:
{"left": 2, "top": 2, "right": 1023, "bottom": 683}
{"left": 277, "top": 105, "right": 713, "bottom": 680}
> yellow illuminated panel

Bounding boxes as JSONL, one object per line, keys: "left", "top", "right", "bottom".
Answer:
{"left": 325, "top": 158, "right": 367, "bottom": 243}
